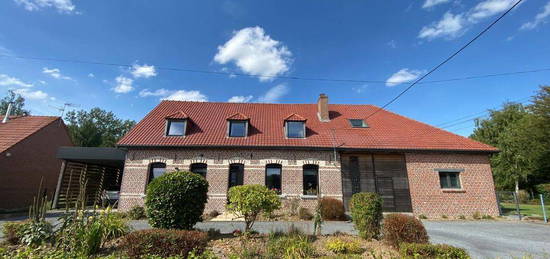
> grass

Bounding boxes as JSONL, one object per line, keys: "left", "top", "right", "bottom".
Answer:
{"left": 501, "top": 202, "right": 550, "bottom": 217}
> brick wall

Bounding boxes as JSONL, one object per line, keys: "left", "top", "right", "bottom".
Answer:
{"left": 405, "top": 152, "right": 499, "bottom": 217}
{"left": 119, "top": 148, "right": 342, "bottom": 212}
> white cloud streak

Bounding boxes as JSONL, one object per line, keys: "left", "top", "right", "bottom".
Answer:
{"left": 214, "top": 26, "right": 292, "bottom": 82}
{"left": 131, "top": 64, "right": 157, "bottom": 78}
{"left": 0, "top": 74, "right": 33, "bottom": 87}
{"left": 227, "top": 95, "right": 254, "bottom": 103}
{"left": 13, "top": 88, "right": 49, "bottom": 100}
{"left": 520, "top": 1, "right": 550, "bottom": 30}
{"left": 112, "top": 76, "right": 134, "bottom": 93}
{"left": 257, "top": 84, "right": 289, "bottom": 103}
{"left": 162, "top": 90, "right": 208, "bottom": 102}
{"left": 14, "top": 0, "right": 76, "bottom": 13}
{"left": 385, "top": 69, "right": 423, "bottom": 87}
{"left": 422, "top": 0, "right": 451, "bottom": 9}
{"left": 42, "top": 67, "right": 72, "bottom": 80}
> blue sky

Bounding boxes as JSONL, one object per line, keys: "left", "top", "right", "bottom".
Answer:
{"left": 1, "top": 0, "right": 549, "bottom": 136}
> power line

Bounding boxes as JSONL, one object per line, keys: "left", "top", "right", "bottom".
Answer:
{"left": 364, "top": 0, "right": 524, "bottom": 120}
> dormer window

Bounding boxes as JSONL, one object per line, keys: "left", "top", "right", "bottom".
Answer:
{"left": 284, "top": 113, "right": 307, "bottom": 139}
{"left": 226, "top": 113, "right": 249, "bottom": 138}
{"left": 165, "top": 111, "right": 189, "bottom": 137}
{"left": 349, "top": 119, "right": 368, "bottom": 128}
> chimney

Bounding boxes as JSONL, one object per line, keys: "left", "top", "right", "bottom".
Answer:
{"left": 2, "top": 102, "right": 13, "bottom": 123}
{"left": 317, "top": 93, "right": 329, "bottom": 122}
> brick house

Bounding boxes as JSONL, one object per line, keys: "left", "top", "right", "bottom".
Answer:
{"left": 0, "top": 115, "right": 73, "bottom": 210}
{"left": 117, "top": 94, "right": 500, "bottom": 217}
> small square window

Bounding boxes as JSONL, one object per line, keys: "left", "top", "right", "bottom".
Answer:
{"left": 286, "top": 121, "right": 305, "bottom": 138}
{"left": 349, "top": 119, "right": 367, "bottom": 128}
{"left": 166, "top": 120, "right": 186, "bottom": 136}
{"left": 229, "top": 120, "right": 247, "bottom": 137}
{"left": 439, "top": 171, "right": 461, "bottom": 189}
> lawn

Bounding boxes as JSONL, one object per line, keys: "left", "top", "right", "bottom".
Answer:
{"left": 500, "top": 202, "right": 550, "bottom": 217}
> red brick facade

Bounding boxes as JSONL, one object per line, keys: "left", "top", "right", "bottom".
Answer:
{"left": 119, "top": 148, "right": 499, "bottom": 218}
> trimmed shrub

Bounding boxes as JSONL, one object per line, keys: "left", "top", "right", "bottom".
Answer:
{"left": 298, "top": 207, "right": 314, "bottom": 220}
{"left": 2, "top": 221, "right": 27, "bottom": 245}
{"left": 382, "top": 213, "right": 429, "bottom": 248}
{"left": 120, "top": 229, "right": 208, "bottom": 258}
{"left": 145, "top": 171, "right": 209, "bottom": 229}
{"left": 536, "top": 183, "right": 550, "bottom": 199}
{"left": 349, "top": 192, "right": 383, "bottom": 240}
{"left": 227, "top": 184, "right": 281, "bottom": 232}
{"left": 324, "top": 238, "right": 363, "bottom": 254}
{"left": 127, "top": 205, "right": 146, "bottom": 220}
{"left": 320, "top": 197, "right": 346, "bottom": 221}
{"left": 399, "top": 243, "right": 470, "bottom": 259}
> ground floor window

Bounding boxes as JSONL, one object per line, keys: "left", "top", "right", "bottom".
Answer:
{"left": 303, "top": 164, "right": 319, "bottom": 195}
{"left": 439, "top": 171, "right": 461, "bottom": 189}
{"left": 148, "top": 162, "right": 166, "bottom": 184}
{"left": 190, "top": 163, "right": 207, "bottom": 178}
{"left": 265, "top": 164, "right": 282, "bottom": 194}
{"left": 228, "top": 163, "right": 244, "bottom": 189}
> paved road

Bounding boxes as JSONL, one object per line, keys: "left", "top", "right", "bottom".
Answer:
{"left": 2, "top": 217, "right": 549, "bottom": 258}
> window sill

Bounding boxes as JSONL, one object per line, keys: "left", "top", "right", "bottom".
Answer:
{"left": 441, "top": 189, "right": 466, "bottom": 193}
{"left": 300, "top": 195, "right": 319, "bottom": 199}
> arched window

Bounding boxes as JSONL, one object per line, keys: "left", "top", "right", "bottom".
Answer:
{"left": 265, "top": 164, "right": 282, "bottom": 194}
{"left": 303, "top": 164, "right": 319, "bottom": 195}
{"left": 148, "top": 162, "right": 166, "bottom": 184}
{"left": 190, "top": 163, "right": 207, "bottom": 178}
{"left": 228, "top": 163, "right": 244, "bottom": 189}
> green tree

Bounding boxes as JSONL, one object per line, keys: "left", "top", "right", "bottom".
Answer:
{"left": 526, "top": 86, "right": 550, "bottom": 186}
{"left": 0, "top": 90, "right": 30, "bottom": 116}
{"left": 227, "top": 184, "right": 281, "bottom": 232}
{"left": 65, "top": 108, "right": 135, "bottom": 147}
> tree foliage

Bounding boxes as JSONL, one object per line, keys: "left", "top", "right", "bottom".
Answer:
{"left": 64, "top": 107, "right": 135, "bottom": 147}
{"left": 226, "top": 184, "right": 281, "bottom": 232}
{"left": 471, "top": 86, "right": 550, "bottom": 191}
{"left": 0, "top": 90, "right": 30, "bottom": 116}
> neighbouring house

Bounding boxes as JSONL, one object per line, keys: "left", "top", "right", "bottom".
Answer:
{"left": 0, "top": 111, "right": 73, "bottom": 210}
{"left": 117, "top": 94, "right": 500, "bottom": 217}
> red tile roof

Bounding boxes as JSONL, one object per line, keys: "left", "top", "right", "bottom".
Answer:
{"left": 284, "top": 113, "right": 307, "bottom": 121}
{"left": 165, "top": 111, "right": 189, "bottom": 119}
{"left": 117, "top": 101, "right": 497, "bottom": 152}
{"left": 0, "top": 116, "right": 61, "bottom": 153}
{"left": 226, "top": 112, "right": 249, "bottom": 120}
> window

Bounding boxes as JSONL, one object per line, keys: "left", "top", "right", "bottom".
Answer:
{"left": 166, "top": 120, "right": 186, "bottom": 136}
{"left": 303, "top": 165, "right": 319, "bottom": 195}
{"left": 190, "top": 163, "right": 207, "bottom": 178}
{"left": 265, "top": 164, "right": 282, "bottom": 194}
{"left": 228, "top": 164, "right": 244, "bottom": 189}
{"left": 439, "top": 171, "right": 461, "bottom": 189}
{"left": 286, "top": 121, "right": 305, "bottom": 138}
{"left": 148, "top": 162, "right": 166, "bottom": 184}
{"left": 228, "top": 120, "right": 247, "bottom": 137}
{"left": 349, "top": 119, "right": 367, "bottom": 128}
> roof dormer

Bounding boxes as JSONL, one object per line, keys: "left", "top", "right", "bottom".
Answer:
{"left": 165, "top": 111, "right": 188, "bottom": 136}
{"left": 284, "top": 113, "right": 306, "bottom": 139}
{"left": 226, "top": 113, "right": 249, "bottom": 138}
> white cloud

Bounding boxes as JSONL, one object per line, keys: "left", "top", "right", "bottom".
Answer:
{"left": 13, "top": 88, "right": 48, "bottom": 100}
{"left": 112, "top": 76, "right": 134, "bottom": 93}
{"left": 419, "top": 0, "right": 522, "bottom": 40}
{"left": 0, "top": 74, "right": 33, "bottom": 87}
{"left": 387, "top": 40, "right": 397, "bottom": 48}
{"left": 520, "top": 1, "right": 550, "bottom": 30}
{"left": 257, "top": 84, "right": 289, "bottom": 103}
{"left": 162, "top": 90, "right": 208, "bottom": 102}
{"left": 42, "top": 67, "right": 72, "bottom": 80}
{"left": 14, "top": 0, "right": 76, "bottom": 13}
{"left": 386, "top": 69, "right": 423, "bottom": 87}
{"left": 139, "top": 88, "right": 172, "bottom": 97}
{"left": 228, "top": 95, "right": 253, "bottom": 103}
{"left": 352, "top": 85, "right": 368, "bottom": 93}
{"left": 131, "top": 64, "right": 157, "bottom": 78}
{"left": 214, "top": 26, "right": 292, "bottom": 82}
{"left": 419, "top": 12, "right": 466, "bottom": 39}
{"left": 88, "top": 73, "right": 95, "bottom": 78}
{"left": 422, "top": 0, "right": 451, "bottom": 9}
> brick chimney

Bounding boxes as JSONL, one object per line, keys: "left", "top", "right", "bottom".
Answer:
{"left": 317, "top": 94, "right": 329, "bottom": 122}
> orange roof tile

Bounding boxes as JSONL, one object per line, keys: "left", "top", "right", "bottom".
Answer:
{"left": 0, "top": 116, "right": 61, "bottom": 153}
{"left": 284, "top": 113, "right": 307, "bottom": 121}
{"left": 226, "top": 112, "right": 249, "bottom": 120}
{"left": 165, "top": 111, "right": 189, "bottom": 119}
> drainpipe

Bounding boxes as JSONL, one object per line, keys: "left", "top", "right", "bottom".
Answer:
{"left": 2, "top": 102, "right": 13, "bottom": 123}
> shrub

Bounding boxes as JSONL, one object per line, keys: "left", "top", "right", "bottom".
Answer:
{"left": 227, "top": 184, "right": 281, "bottom": 232}
{"left": 208, "top": 210, "right": 220, "bottom": 218}
{"left": 517, "top": 190, "right": 530, "bottom": 203}
{"left": 535, "top": 183, "right": 550, "bottom": 199}
{"left": 481, "top": 215, "right": 494, "bottom": 220}
{"left": 146, "top": 171, "right": 209, "bottom": 229}
{"left": 120, "top": 229, "right": 208, "bottom": 258}
{"left": 127, "top": 205, "right": 146, "bottom": 220}
{"left": 320, "top": 197, "right": 346, "bottom": 221}
{"left": 472, "top": 211, "right": 481, "bottom": 220}
{"left": 298, "top": 207, "right": 314, "bottom": 220}
{"left": 441, "top": 215, "right": 448, "bottom": 219}
{"left": 2, "top": 221, "right": 27, "bottom": 245}
{"left": 418, "top": 214, "right": 427, "bottom": 219}
{"left": 458, "top": 215, "right": 466, "bottom": 220}
{"left": 382, "top": 214, "right": 429, "bottom": 248}
{"left": 266, "top": 233, "right": 315, "bottom": 259}
{"left": 19, "top": 221, "right": 54, "bottom": 246}
{"left": 324, "top": 238, "right": 363, "bottom": 254}
{"left": 349, "top": 192, "right": 383, "bottom": 240}
{"left": 399, "top": 243, "right": 470, "bottom": 259}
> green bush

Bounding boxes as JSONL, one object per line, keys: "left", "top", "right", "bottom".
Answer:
{"left": 324, "top": 238, "right": 363, "bottom": 254}
{"left": 399, "top": 243, "right": 470, "bottom": 259}
{"left": 2, "top": 221, "right": 27, "bottom": 245}
{"left": 226, "top": 184, "right": 281, "bottom": 232}
{"left": 19, "top": 221, "right": 54, "bottom": 247}
{"left": 382, "top": 214, "right": 429, "bottom": 248}
{"left": 146, "top": 171, "right": 209, "bottom": 229}
{"left": 536, "top": 183, "right": 550, "bottom": 199}
{"left": 120, "top": 229, "right": 208, "bottom": 258}
{"left": 349, "top": 192, "right": 383, "bottom": 240}
{"left": 298, "top": 207, "right": 313, "bottom": 220}
{"left": 127, "top": 205, "right": 146, "bottom": 220}
{"left": 266, "top": 233, "right": 315, "bottom": 259}
{"left": 320, "top": 197, "right": 346, "bottom": 221}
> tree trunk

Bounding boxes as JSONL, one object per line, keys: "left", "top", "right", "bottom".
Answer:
{"left": 515, "top": 179, "right": 519, "bottom": 195}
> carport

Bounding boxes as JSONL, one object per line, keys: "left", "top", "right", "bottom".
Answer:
{"left": 52, "top": 147, "right": 126, "bottom": 209}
